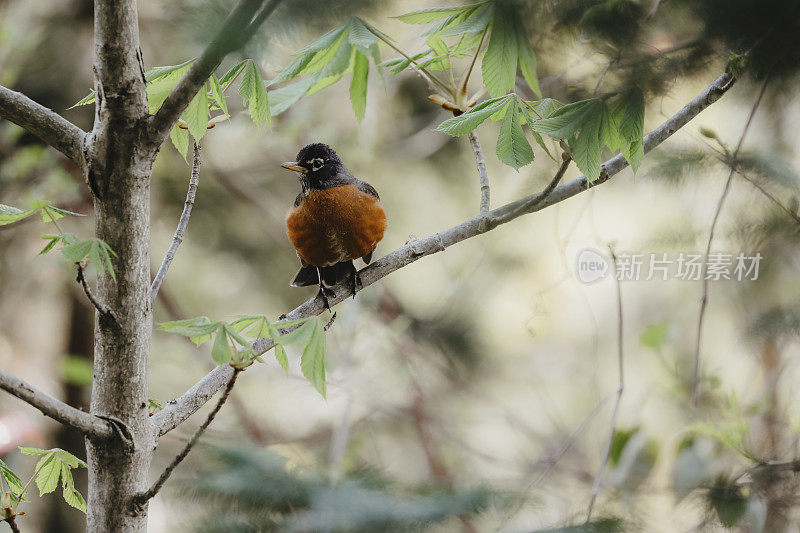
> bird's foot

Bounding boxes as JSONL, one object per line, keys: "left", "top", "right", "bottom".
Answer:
{"left": 317, "top": 285, "right": 336, "bottom": 310}
{"left": 349, "top": 269, "right": 363, "bottom": 299}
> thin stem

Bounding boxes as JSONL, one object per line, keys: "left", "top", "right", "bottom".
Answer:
{"left": 151, "top": 142, "right": 202, "bottom": 303}
{"left": 692, "top": 78, "right": 769, "bottom": 406}
{"left": 467, "top": 131, "right": 490, "bottom": 213}
{"left": 586, "top": 246, "right": 625, "bottom": 522}
{"left": 76, "top": 264, "right": 115, "bottom": 320}
{"left": 459, "top": 28, "right": 488, "bottom": 95}
{"left": 136, "top": 367, "right": 242, "bottom": 506}
{"left": 3, "top": 515, "right": 20, "bottom": 533}
{"left": 367, "top": 28, "right": 454, "bottom": 99}
{"left": 736, "top": 171, "right": 800, "bottom": 224}
{"left": 521, "top": 98, "right": 544, "bottom": 119}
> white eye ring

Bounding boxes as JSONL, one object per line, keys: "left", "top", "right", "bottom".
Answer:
{"left": 311, "top": 158, "right": 324, "bottom": 171}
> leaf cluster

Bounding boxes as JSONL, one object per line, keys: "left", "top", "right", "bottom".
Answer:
{"left": 158, "top": 315, "right": 328, "bottom": 397}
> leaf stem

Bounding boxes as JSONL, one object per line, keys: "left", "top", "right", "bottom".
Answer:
{"left": 366, "top": 27, "right": 455, "bottom": 99}
{"left": 459, "top": 27, "right": 488, "bottom": 96}
{"left": 521, "top": 98, "right": 543, "bottom": 119}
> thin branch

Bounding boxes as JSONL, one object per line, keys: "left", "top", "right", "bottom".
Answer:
{"left": 148, "top": 0, "right": 283, "bottom": 147}
{"left": 153, "top": 71, "right": 736, "bottom": 437}
{"left": 733, "top": 170, "right": 800, "bottom": 225}
{"left": 366, "top": 28, "right": 455, "bottom": 99}
{"left": 467, "top": 131, "right": 490, "bottom": 213}
{"left": 586, "top": 246, "right": 625, "bottom": 522}
{"left": 692, "top": 78, "right": 769, "bottom": 406}
{"left": 459, "top": 28, "right": 488, "bottom": 96}
{"left": 150, "top": 142, "right": 202, "bottom": 303}
{"left": 0, "top": 370, "right": 112, "bottom": 439}
{"left": 2, "top": 515, "right": 20, "bottom": 533}
{"left": 0, "top": 85, "right": 87, "bottom": 168}
{"left": 136, "top": 367, "right": 241, "bottom": 506}
{"left": 76, "top": 264, "right": 116, "bottom": 321}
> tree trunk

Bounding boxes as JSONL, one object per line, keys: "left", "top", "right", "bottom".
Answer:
{"left": 85, "top": 1, "right": 155, "bottom": 530}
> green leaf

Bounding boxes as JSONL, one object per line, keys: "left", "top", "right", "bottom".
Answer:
{"left": 436, "top": 95, "right": 511, "bottom": 136}
{"left": 640, "top": 322, "right": 670, "bottom": 349}
{"left": 158, "top": 317, "right": 220, "bottom": 346}
{"left": 515, "top": 20, "right": 541, "bottom": 97}
{"left": 62, "top": 483, "right": 86, "bottom": 513}
{"left": 211, "top": 324, "right": 232, "bottom": 365}
{"left": 19, "top": 447, "right": 51, "bottom": 456}
{"left": 425, "top": 35, "right": 451, "bottom": 71}
{"left": 219, "top": 59, "right": 248, "bottom": 88}
{"left": 618, "top": 89, "right": 645, "bottom": 172}
{"left": 34, "top": 454, "right": 60, "bottom": 495}
{"left": 0, "top": 204, "right": 35, "bottom": 226}
{"left": 61, "top": 240, "right": 93, "bottom": 263}
{"left": 239, "top": 60, "right": 270, "bottom": 129}
{"left": 299, "top": 29, "right": 349, "bottom": 77}
{"left": 482, "top": 5, "right": 519, "bottom": 97}
{"left": 348, "top": 17, "right": 378, "bottom": 49}
{"left": 39, "top": 236, "right": 60, "bottom": 255}
{"left": 229, "top": 315, "right": 262, "bottom": 334}
{"left": 496, "top": 102, "right": 534, "bottom": 170}
{"left": 169, "top": 124, "right": 190, "bottom": 162}
{"left": 440, "top": 3, "right": 492, "bottom": 36}
{"left": 208, "top": 74, "right": 228, "bottom": 117}
{"left": 145, "top": 58, "right": 195, "bottom": 83}
{"left": 68, "top": 91, "right": 96, "bottom": 109}
{"left": 47, "top": 206, "right": 84, "bottom": 218}
{"left": 530, "top": 99, "right": 595, "bottom": 139}
{"left": 518, "top": 103, "right": 553, "bottom": 159}
{"left": 569, "top": 100, "right": 607, "bottom": 182}
{"left": 269, "top": 76, "right": 319, "bottom": 116}
{"left": 0, "top": 459, "right": 25, "bottom": 497}
{"left": 395, "top": 5, "right": 473, "bottom": 24}
{"left": 182, "top": 85, "right": 209, "bottom": 142}
{"left": 299, "top": 318, "right": 327, "bottom": 397}
{"left": 274, "top": 344, "right": 289, "bottom": 375}
{"left": 61, "top": 356, "right": 93, "bottom": 386}
{"left": 350, "top": 50, "right": 369, "bottom": 121}
{"left": 277, "top": 319, "right": 316, "bottom": 346}
{"left": 52, "top": 449, "right": 85, "bottom": 469}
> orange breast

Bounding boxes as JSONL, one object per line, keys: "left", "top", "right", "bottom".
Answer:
{"left": 285, "top": 184, "right": 386, "bottom": 267}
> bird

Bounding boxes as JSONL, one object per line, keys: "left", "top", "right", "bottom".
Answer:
{"left": 282, "top": 143, "right": 386, "bottom": 309}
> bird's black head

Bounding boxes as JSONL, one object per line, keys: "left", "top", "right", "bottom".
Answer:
{"left": 281, "top": 143, "right": 351, "bottom": 190}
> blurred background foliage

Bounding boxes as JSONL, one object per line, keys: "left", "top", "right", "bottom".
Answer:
{"left": 1, "top": 0, "right": 800, "bottom": 531}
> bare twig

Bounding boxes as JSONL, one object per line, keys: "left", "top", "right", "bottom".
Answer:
{"left": 153, "top": 71, "right": 737, "bottom": 437}
{"left": 733, "top": 170, "right": 800, "bottom": 225}
{"left": 136, "top": 367, "right": 242, "bottom": 506}
{"left": 3, "top": 515, "right": 20, "bottom": 533}
{"left": 692, "top": 78, "right": 769, "bottom": 405}
{"left": 586, "top": 246, "right": 625, "bottom": 521}
{"left": 150, "top": 142, "right": 202, "bottom": 303}
{"left": 76, "top": 264, "right": 116, "bottom": 321}
{"left": 0, "top": 85, "right": 87, "bottom": 169}
{"left": 467, "top": 131, "right": 490, "bottom": 213}
{"left": 148, "top": 0, "right": 283, "bottom": 147}
{"left": 0, "top": 370, "right": 112, "bottom": 439}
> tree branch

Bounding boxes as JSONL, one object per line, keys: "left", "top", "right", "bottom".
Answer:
{"left": 153, "top": 71, "right": 736, "bottom": 438}
{"left": 0, "top": 370, "right": 113, "bottom": 439}
{"left": 467, "top": 131, "right": 490, "bottom": 213}
{"left": 147, "top": 0, "right": 282, "bottom": 148}
{"left": 692, "top": 77, "right": 768, "bottom": 405}
{"left": 151, "top": 142, "right": 202, "bottom": 303}
{"left": 586, "top": 247, "right": 625, "bottom": 522}
{"left": 0, "top": 85, "right": 87, "bottom": 168}
{"left": 136, "top": 367, "right": 241, "bottom": 506}
{"left": 76, "top": 264, "right": 116, "bottom": 321}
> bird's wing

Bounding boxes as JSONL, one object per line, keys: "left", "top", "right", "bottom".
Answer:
{"left": 355, "top": 179, "right": 380, "bottom": 201}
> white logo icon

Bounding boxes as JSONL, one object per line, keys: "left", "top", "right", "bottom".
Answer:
{"left": 575, "top": 248, "right": 610, "bottom": 284}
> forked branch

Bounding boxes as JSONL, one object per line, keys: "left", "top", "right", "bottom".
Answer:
{"left": 153, "top": 71, "right": 736, "bottom": 437}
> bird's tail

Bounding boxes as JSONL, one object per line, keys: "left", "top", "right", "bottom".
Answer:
{"left": 290, "top": 261, "right": 355, "bottom": 288}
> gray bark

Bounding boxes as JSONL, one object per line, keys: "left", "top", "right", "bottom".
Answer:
{"left": 84, "top": 1, "right": 154, "bottom": 531}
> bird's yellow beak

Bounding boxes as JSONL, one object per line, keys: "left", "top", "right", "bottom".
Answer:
{"left": 281, "top": 161, "right": 305, "bottom": 173}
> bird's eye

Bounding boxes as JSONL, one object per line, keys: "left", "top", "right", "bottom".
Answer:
{"left": 311, "top": 158, "right": 324, "bottom": 171}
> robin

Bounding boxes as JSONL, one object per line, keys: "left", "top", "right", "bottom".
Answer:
{"left": 282, "top": 143, "right": 386, "bottom": 308}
